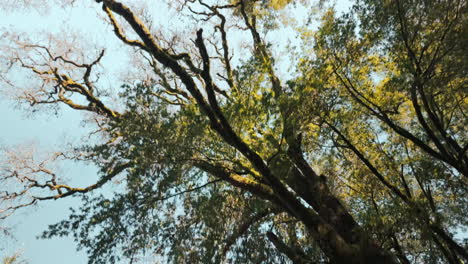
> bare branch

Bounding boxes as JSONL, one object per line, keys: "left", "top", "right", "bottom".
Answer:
{"left": 0, "top": 144, "right": 131, "bottom": 218}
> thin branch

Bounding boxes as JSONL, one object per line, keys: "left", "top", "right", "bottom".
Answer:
{"left": 222, "top": 208, "right": 277, "bottom": 257}
{"left": 150, "top": 179, "right": 222, "bottom": 202}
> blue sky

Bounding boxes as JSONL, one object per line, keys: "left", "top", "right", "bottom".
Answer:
{"left": 0, "top": 100, "right": 91, "bottom": 263}
{"left": 0, "top": 3, "right": 112, "bottom": 263}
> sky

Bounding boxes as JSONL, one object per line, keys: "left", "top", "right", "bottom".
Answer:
{"left": 0, "top": 2, "right": 123, "bottom": 263}
{"left": 0, "top": 100, "right": 92, "bottom": 263}
{"left": 0, "top": 1, "right": 352, "bottom": 263}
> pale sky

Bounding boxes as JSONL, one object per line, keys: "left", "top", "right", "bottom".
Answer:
{"left": 1, "top": 3, "right": 121, "bottom": 263}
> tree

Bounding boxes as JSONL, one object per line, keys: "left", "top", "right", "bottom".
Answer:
{"left": 0, "top": 0, "right": 466, "bottom": 263}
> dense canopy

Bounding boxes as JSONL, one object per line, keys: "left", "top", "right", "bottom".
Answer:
{"left": 0, "top": 0, "right": 467, "bottom": 263}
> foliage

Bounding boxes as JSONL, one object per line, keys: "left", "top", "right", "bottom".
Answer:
{"left": 0, "top": 0, "right": 467, "bottom": 263}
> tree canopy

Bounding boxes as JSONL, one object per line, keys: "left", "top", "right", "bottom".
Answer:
{"left": 0, "top": 0, "right": 466, "bottom": 263}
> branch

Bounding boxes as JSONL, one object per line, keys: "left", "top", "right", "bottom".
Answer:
{"left": 149, "top": 179, "right": 222, "bottom": 202}
{"left": 267, "top": 231, "right": 312, "bottom": 264}
{"left": 193, "top": 160, "right": 278, "bottom": 203}
{"left": 222, "top": 208, "right": 277, "bottom": 257}
{"left": 35, "top": 162, "right": 132, "bottom": 200}
{"left": 100, "top": 0, "right": 222, "bottom": 135}
{"left": 195, "top": 29, "right": 228, "bottom": 114}
{"left": 198, "top": 1, "right": 237, "bottom": 90}
{"left": 12, "top": 42, "right": 120, "bottom": 118}
{"left": 332, "top": 66, "right": 461, "bottom": 172}
{"left": 103, "top": 5, "right": 147, "bottom": 50}
{"left": 1, "top": 149, "right": 132, "bottom": 218}
{"left": 326, "top": 121, "right": 410, "bottom": 203}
